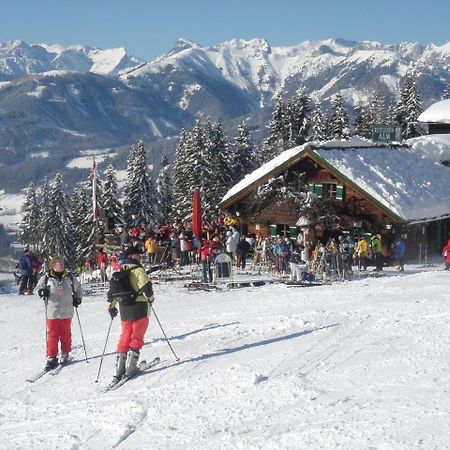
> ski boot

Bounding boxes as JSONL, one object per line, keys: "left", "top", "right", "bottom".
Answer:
{"left": 112, "top": 352, "right": 127, "bottom": 382}
{"left": 59, "top": 352, "right": 70, "bottom": 365}
{"left": 125, "top": 349, "right": 140, "bottom": 377}
{"left": 44, "top": 356, "right": 58, "bottom": 372}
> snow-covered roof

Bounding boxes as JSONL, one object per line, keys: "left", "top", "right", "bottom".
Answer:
{"left": 221, "top": 138, "right": 450, "bottom": 223}
{"left": 418, "top": 99, "right": 450, "bottom": 123}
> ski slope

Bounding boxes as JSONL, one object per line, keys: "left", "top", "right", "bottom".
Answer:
{"left": 1, "top": 264, "right": 450, "bottom": 449}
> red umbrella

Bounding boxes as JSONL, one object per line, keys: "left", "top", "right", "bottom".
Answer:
{"left": 192, "top": 187, "right": 202, "bottom": 237}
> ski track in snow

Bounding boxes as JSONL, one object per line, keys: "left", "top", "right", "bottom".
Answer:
{"left": 1, "top": 264, "right": 450, "bottom": 449}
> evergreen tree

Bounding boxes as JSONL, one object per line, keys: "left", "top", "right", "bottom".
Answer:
{"left": 37, "top": 178, "right": 52, "bottom": 260}
{"left": 310, "top": 103, "right": 327, "bottom": 141}
{"left": 20, "top": 183, "right": 40, "bottom": 249}
{"left": 103, "top": 163, "right": 123, "bottom": 231}
{"left": 265, "top": 91, "right": 289, "bottom": 160}
{"left": 41, "top": 173, "right": 75, "bottom": 264}
{"left": 172, "top": 128, "right": 191, "bottom": 220}
{"left": 369, "top": 93, "right": 386, "bottom": 125}
{"left": 156, "top": 154, "right": 173, "bottom": 224}
{"left": 405, "top": 77, "right": 422, "bottom": 123}
{"left": 123, "top": 141, "right": 156, "bottom": 227}
{"left": 232, "top": 120, "right": 256, "bottom": 183}
{"left": 329, "top": 93, "right": 349, "bottom": 139}
{"left": 208, "top": 120, "right": 232, "bottom": 216}
{"left": 286, "top": 88, "right": 310, "bottom": 147}
{"left": 69, "top": 185, "right": 97, "bottom": 267}
{"left": 354, "top": 102, "right": 372, "bottom": 139}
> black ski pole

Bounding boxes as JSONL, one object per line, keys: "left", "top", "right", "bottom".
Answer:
{"left": 75, "top": 307, "right": 89, "bottom": 363}
{"left": 95, "top": 317, "right": 114, "bottom": 383}
{"left": 151, "top": 305, "right": 180, "bottom": 361}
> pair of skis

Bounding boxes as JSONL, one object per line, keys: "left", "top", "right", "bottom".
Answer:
{"left": 102, "top": 356, "right": 161, "bottom": 392}
{"left": 27, "top": 359, "right": 72, "bottom": 383}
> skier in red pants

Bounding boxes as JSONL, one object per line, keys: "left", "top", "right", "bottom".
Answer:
{"left": 107, "top": 246, "right": 154, "bottom": 382}
{"left": 36, "top": 256, "right": 83, "bottom": 371}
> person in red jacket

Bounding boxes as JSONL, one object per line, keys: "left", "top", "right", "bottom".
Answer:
{"left": 198, "top": 240, "right": 213, "bottom": 283}
{"left": 442, "top": 239, "right": 450, "bottom": 270}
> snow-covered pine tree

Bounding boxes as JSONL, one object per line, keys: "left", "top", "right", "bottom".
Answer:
{"left": 40, "top": 173, "right": 75, "bottom": 264}
{"left": 232, "top": 119, "right": 256, "bottom": 184}
{"left": 156, "top": 154, "right": 173, "bottom": 224}
{"left": 265, "top": 91, "right": 289, "bottom": 160}
{"left": 354, "top": 102, "right": 372, "bottom": 139}
{"left": 405, "top": 77, "right": 422, "bottom": 123}
{"left": 310, "top": 103, "right": 327, "bottom": 142}
{"left": 103, "top": 163, "right": 123, "bottom": 232}
{"left": 393, "top": 75, "right": 414, "bottom": 126}
{"left": 329, "top": 93, "right": 349, "bottom": 139}
{"left": 287, "top": 87, "right": 310, "bottom": 147}
{"left": 20, "top": 183, "right": 41, "bottom": 249}
{"left": 369, "top": 93, "right": 386, "bottom": 125}
{"left": 172, "top": 128, "right": 192, "bottom": 220}
{"left": 209, "top": 120, "right": 232, "bottom": 215}
{"left": 123, "top": 141, "right": 156, "bottom": 227}
{"left": 69, "top": 185, "right": 97, "bottom": 268}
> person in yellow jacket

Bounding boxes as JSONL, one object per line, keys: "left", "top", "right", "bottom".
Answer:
{"left": 107, "top": 246, "right": 154, "bottom": 381}
{"left": 144, "top": 235, "right": 157, "bottom": 265}
{"left": 356, "top": 237, "right": 369, "bottom": 271}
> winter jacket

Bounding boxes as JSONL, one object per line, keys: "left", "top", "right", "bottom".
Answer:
{"left": 108, "top": 259, "right": 154, "bottom": 321}
{"left": 198, "top": 243, "right": 213, "bottom": 262}
{"left": 442, "top": 240, "right": 450, "bottom": 263}
{"left": 179, "top": 235, "right": 192, "bottom": 252}
{"left": 226, "top": 230, "right": 240, "bottom": 254}
{"left": 18, "top": 254, "right": 33, "bottom": 276}
{"left": 394, "top": 240, "right": 406, "bottom": 259}
{"left": 236, "top": 239, "right": 251, "bottom": 256}
{"left": 145, "top": 237, "right": 157, "bottom": 254}
{"left": 371, "top": 236, "right": 382, "bottom": 253}
{"left": 36, "top": 270, "right": 83, "bottom": 320}
{"left": 97, "top": 252, "right": 108, "bottom": 267}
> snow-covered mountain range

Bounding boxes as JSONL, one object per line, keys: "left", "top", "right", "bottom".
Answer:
{"left": 1, "top": 37, "right": 450, "bottom": 190}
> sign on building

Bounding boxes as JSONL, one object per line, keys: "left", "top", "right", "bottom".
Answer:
{"left": 372, "top": 124, "right": 402, "bottom": 143}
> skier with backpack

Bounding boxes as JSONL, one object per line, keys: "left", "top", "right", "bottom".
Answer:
{"left": 36, "top": 256, "right": 83, "bottom": 371}
{"left": 107, "top": 245, "right": 155, "bottom": 383}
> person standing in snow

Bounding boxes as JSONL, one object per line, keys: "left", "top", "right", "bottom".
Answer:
{"left": 36, "top": 256, "right": 83, "bottom": 371}
{"left": 107, "top": 246, "right": 155, "bottom": 382}
{"left": 17, "top": 248, "right": 33, "bottom": 295}
{"left": 442, "top": 239, "right": 450, "bottom": 270}
{"left": 356, "top": 236, "right": 369, "bottom": 271}
{"left": 371, "top": 234, "right": 383, "bottom": 271}
{"left": 394, "top": 237, "right": 406, "bottom": 271}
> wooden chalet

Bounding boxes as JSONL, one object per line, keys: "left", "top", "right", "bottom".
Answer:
{"left": 220, "top": 139, "right": 450, "bottom": 257}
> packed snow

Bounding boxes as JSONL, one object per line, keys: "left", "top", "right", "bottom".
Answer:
{"left": 1, "top": 263, "right": 450, "bottom": 449}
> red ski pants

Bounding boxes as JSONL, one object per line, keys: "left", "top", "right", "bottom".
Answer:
{"left": 47, "top": 318, "right": 72, "bottom": 357}
{"left": 117, "top": 317, "right": 149, "bottom": 353}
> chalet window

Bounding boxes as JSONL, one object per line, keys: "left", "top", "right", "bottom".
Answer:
{"left": 308, "top": 182, "right": 344, "bottom": 201}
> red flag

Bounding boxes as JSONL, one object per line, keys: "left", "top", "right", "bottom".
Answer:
{"left": 92, "top": 159, "right": 98, "bottom": 220}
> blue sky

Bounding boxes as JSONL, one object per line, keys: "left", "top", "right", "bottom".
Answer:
{"left": 1, "top": 0, "right": 448, "bottom": 60}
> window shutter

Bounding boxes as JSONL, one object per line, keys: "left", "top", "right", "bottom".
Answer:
{"left": 269, "top": 224, "right": 277, "bottom": 237}
{"left": 315, "top": 184, "right": 323, "bottom": 198}
{"left": 307, "top": 183, "right": 315, "bottom": 193}
{"left": 336, "top": 185, "right": 344, "bottom": 201}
